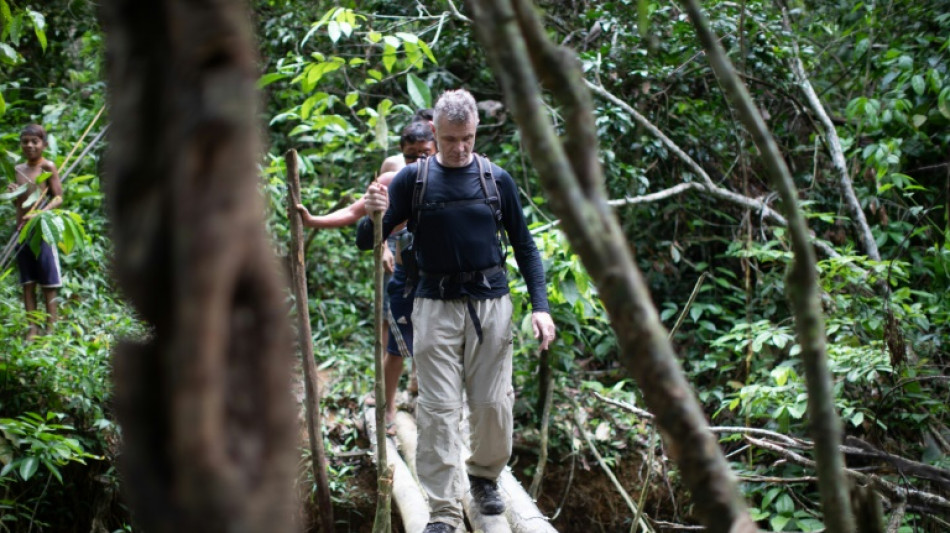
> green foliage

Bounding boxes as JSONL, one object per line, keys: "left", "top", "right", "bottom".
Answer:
{"left": 0, "top": 0, "right": 946, "bottom": 530}
{"left": 0, "top": 412, "right": 99, "bottom": 484}
{"left": 263, "top": 6, "right": 439, "bottom": 173}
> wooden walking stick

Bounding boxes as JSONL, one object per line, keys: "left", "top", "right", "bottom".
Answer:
{"left": 285, "top": 150, "right": 334, "bottom": 533}
{"left": 371, "top": 183, "right": 394, "bottom": 533}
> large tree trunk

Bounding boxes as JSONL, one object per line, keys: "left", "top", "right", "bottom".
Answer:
{"left": 466, "top": 1, "right": 758, "bottom": 532}
{"left": 100, "top": 2, "right": 297, "bottom": 532}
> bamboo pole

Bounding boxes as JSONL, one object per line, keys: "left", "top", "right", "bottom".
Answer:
{"left": 371, "top": 207, "right": 393, "bottom": 533}
{"left": 285, "top": 149, "right": 334, "bottom": 533}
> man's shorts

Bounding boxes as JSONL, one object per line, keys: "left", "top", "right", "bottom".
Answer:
{"left": 382, "top": 271, "right": 392, "bottom": 315}
{"left": 386, "top": 265, "right": 415, "bottom": 358}
{"left": 17, "top": 240, "right": 62, "bottom": 288}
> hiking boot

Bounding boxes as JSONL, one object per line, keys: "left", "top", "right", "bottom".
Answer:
{"left": 423, "top": 522, "right": 453, "bottom": 533}
{"left": 469, "top": 474, "right": 505, "bottom": 515}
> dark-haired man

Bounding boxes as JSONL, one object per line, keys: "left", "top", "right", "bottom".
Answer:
{"left": 297, "top": 120, "right": 435, "bottom": 430}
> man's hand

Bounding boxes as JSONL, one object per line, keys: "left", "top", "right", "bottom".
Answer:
{"left": 532, "top": 311, "right": 556, "bottom": 351}
{"left": 364, "top": 182, "right": 389, "bottom": 215}
{"left": 295, "top": 203, "right": 316, "bottom": 227}
{"left": 6, "top": 182, "right": 17, "bottom": 193}
{"left": 382, "top": 245, "right": 395, "bottom": 273}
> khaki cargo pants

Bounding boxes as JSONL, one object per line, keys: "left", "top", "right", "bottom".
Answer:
{"left": 412, "top": 296, "right": 514, "bottom": 528}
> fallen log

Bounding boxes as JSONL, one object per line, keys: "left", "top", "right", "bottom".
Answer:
{"left": 364, "top": 407, "right": 430, "bottom": 533}
{"left": 500, "top": 468, "right": 558, "bottom": 533}
{"left": 394, "top": 410, "right": 420, "bottom": 482}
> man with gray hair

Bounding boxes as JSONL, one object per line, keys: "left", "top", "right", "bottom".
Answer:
{"left": 358, "top": 88, "right": 555, "bottom": 533}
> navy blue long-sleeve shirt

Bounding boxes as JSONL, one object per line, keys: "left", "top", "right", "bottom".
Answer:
{"left": 357, "top": 157, "right": 549, "bottom": 312}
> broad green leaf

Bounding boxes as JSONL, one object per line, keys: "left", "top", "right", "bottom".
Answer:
{"left": 367, "top": 69, "right": 383, "bottom": 81}
{"left": 327, "top": 21, "right": 341, "bottom": 43}
{"left": 375, "top": 114, "right": 389, "bottom": 151}
{"left": 50, "top": 214, "right": 65, "bottom": 242}
{"left": 40, "top": 216, "right": 57, "bottom": 247}
{"left": 561, "top": 277, "right": 580, "bottom": 307}
{"left": 27, "top": 10, "right": 46, "bottom": 51}
{"left": 938, "top": 87, "right": 950, "bottom": 119}
{"left": 0, "top": 0, "right": 11, "bottom": 40}
{"left": 257, "top": 72, "right": 287, "bottom": 89}
{"left": 61, "top": 219, "right": 74, "bottom": 253}
{"left": 383, "top": 35, "right": 400, "bottom": 48}
{"left": 20, "top": 187, "right": 41, "bottom": 209}
{"left": 382, "top": 44, "right": 397, "bottom": 73}
{"left": 404, "top": 41, "right": 422, "bottom": 69}
{"left": 418, "top": 41, "right": 437, "bottom": 65}
{"left": 406, "top": 73, "right": 431, "bottom": 110}
{"left": 775, "top": 493, "right": 794, "bottom": 514}
{"left": 367, "top": 31, "right": 382, "bottom": 43}
{"left": 44, "top": 459, "right": 63, "bottom": 483}
{"left": 339, "top": 21, "right": 353, "bottom": 38}
{"left": 396, "top": 32, "right": 418, "bottom": 44}
{"left": 770, "top": 514, "right": 791, "bottom": 532}
{"left": 301, "top": 95, "right": 317, "bottom": 120}
{"left": 0, "top": 183, "right": 26, "bottom": 200}
{"left": 19, "top": 457, "right": 38, "bottom": 481}
{"left": 35, "top": 171, "right": 51, "bottom": 184}
{"left": 927, "top": 68, "right": 942, "bottom": 92}
{"left": 0, "top": 42, "right": 17, "bottom": 65}
{"left": 850, "top": 411, "right": 864, "bottom": 426}
{"left": 0, "top": 88, "right": 5, "bottom": 117}
{"left": 18, "top": 217, "right": 36, "bottom": 244}
{"left": 7, "top": 11, "right": 21, "bottom": 43}
{"left": 345, "top": 92, "right": 359, "bottom": 107}
{"left": 911, "top": 74, "right": 925, "bottom": 95}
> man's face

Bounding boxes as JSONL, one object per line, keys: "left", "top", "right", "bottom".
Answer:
{"left": 401, "top": 140, "right": 436, "bottom": 165}
{"left": 434, "top": 117, "right": 476, "bottom": 168}
{"left": 20, "top": 135, "right": 45, "bottom": 162}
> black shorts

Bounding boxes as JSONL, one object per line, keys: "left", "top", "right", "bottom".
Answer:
{"left": 17, "top": 240, "right": 62, "bottom": 288}
{"left": 386, "top": 265, "right": 415, "bottom": 357}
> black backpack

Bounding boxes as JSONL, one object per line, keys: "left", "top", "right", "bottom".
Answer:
{"left": 401, "top": 154, "right": 509, "bottom": 291}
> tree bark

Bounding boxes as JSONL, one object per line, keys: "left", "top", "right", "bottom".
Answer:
{"left": 529, "top": 349, "right": 553, "bottom": 498}
{"left": 285, "top": 149, "right": 335, "bottom": 533}
{"left": 681, "top": 1, "right": 855, "bottom": 531}
{"left": 466, "top": 1, "right": 758, "bottom": 531}
{"left": 781, "top": 9, "right": 880, "bottom": 262}
{"left": 100, "top": 1, "right": 297, "bottom": 531}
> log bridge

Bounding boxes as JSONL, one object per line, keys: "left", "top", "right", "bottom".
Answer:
{"left": 364, "top": 407, "right": 558, "bottom": 533}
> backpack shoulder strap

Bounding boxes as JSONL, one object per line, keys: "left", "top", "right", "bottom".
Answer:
{"left": 408, "top": 156, "right": 430, "bottom": 234}
{"left": 474, "top": 154, "right": 502, "bottom": 223}
{"left": 475, "top": 154, "right": 509, "bottom": 251}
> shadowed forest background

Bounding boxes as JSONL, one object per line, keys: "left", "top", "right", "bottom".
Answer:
{"left": 0, "top": 0, "right": 948, "bottom": 531}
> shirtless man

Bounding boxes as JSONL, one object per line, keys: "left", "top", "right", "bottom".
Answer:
{"left": 7, "top": 124, "right": 64, "bottom": 338}
{"left": 296, "top": 120, "right": 435, "bottom": 431}
{"left": 378, "top": 108, "right": 433, "bottom": 176}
